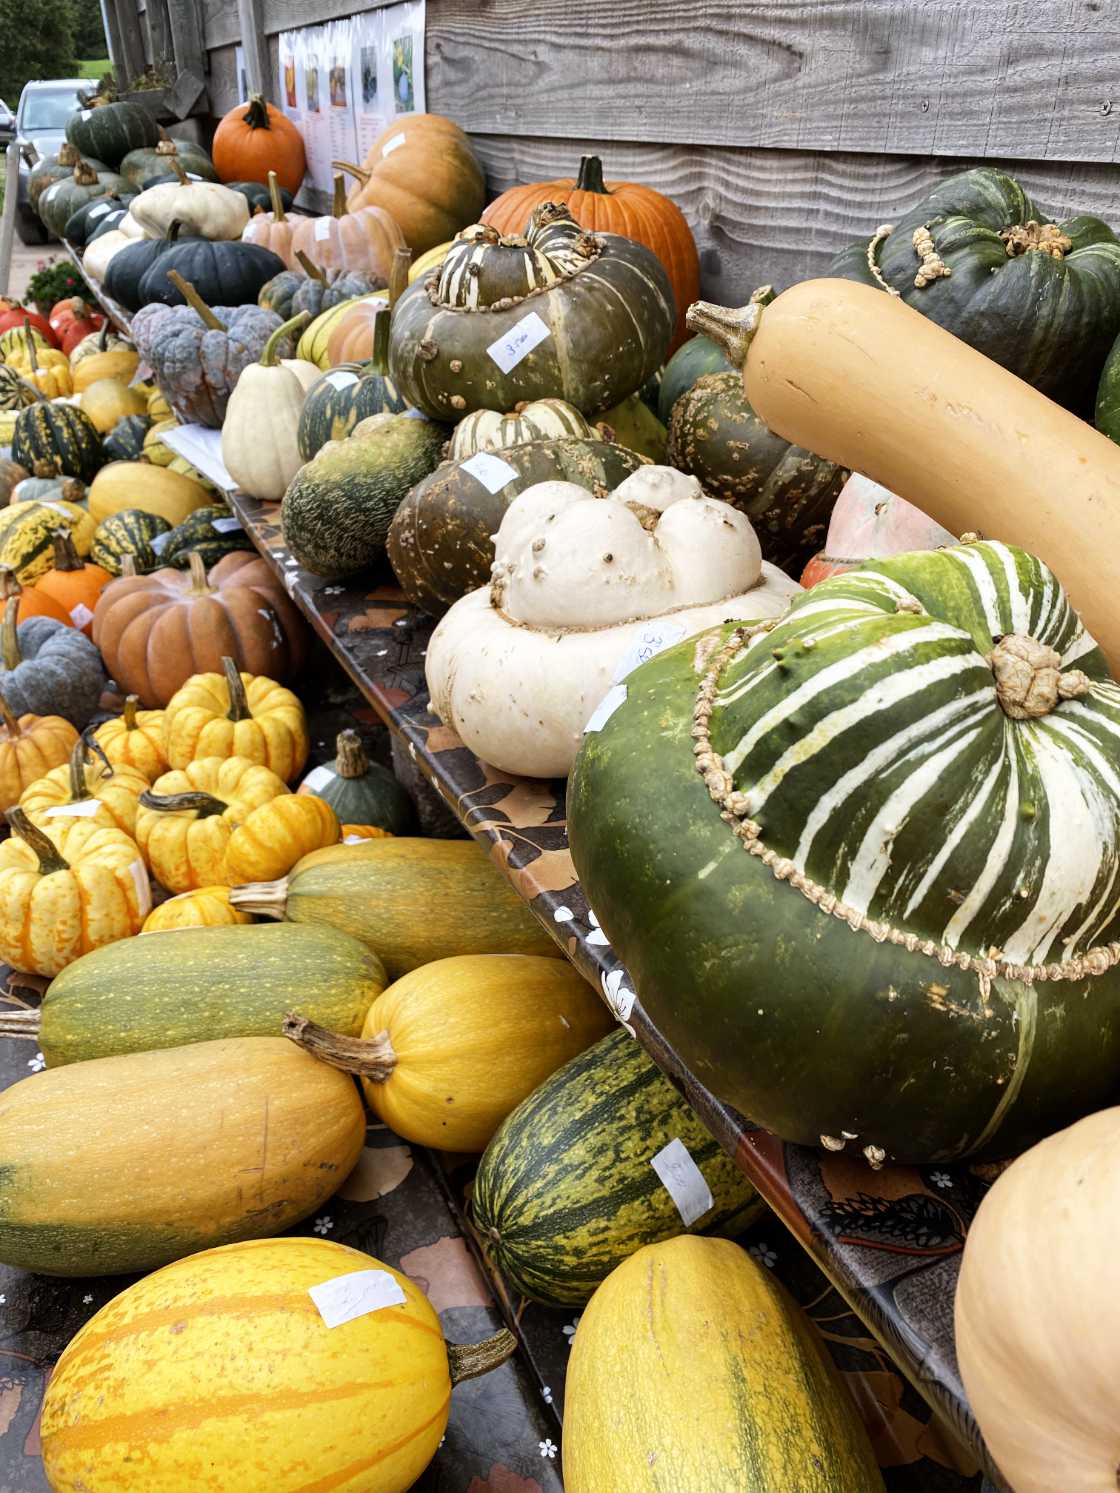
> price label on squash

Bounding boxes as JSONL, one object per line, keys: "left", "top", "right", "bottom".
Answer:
{"left": 650, "top": 1139, "right": 713, "bottom": 1226}
{"left": 326, "top": 371, "right": 359, "bottom": 391}
{"left": 612, "top": 622, "right": 687, "bottom": 684}
{"left": 301, "top": 764, "right": 336, "bottom": 793}
{"left": 381, "top": 132, "right": 406, "bottom": 158}
{"left": 44, "top": 800, "right": 102, "bottom": 819}
{"left": 583, "top": 684, "right": 627, "bottom": 734}
{"left": 89, "top": 202, "right": 113, "bottom": 220}
{"left": 486, "top": 312, "right": 551, "bottom": 375}
{"left": 150, "top": 530, "right": 173, "bottom": 554}
{"left": 79, "top": 109, "right": 92, "bottom": 120}
{"left": 211, "top": 516, "right": 243, "bottom": 533}
{"left": 460, "top": 451, "right": 518, "bottom": 495}
{"left": 69, "top": 602, "right": 94, "bottom": 628}
{"left": 314, "top": 218, "right": 331, "bottom": 242}
{"left": 309, "top": 1268, "right": 406, "bottom": 1328}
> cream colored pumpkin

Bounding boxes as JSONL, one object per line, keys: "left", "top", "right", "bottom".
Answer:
{"left": 221, "top": 313, "right": 310, "bottom": 501}
{"left": 83, "top": 230, "right": 132, "bottom": 283}
{"left": 448, "top": 399, "right": 594, "bottom": 461}
{"left": 131, "top": 180, "right": 250, "bottom": 241}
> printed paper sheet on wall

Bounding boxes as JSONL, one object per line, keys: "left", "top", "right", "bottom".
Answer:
{"left": 278, "top": 2, "right": 426, "bottom": 202}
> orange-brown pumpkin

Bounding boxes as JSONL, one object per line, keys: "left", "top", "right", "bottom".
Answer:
{"left": 482, "top": 156, "right": 699, "bottom": 352}
{"left": 213, "top": 95, "right": 306, "bottom": 197}
{"left": 0, "top": 695, "right": 78, "bottom": 812}
{"left": 288, "top": 177, "right": 406, "bottom": 281}
{"left": 334, "top": 114, "right": 484, "bottom": 255}
{"left": 29, "top": 531, "right": 110, "bottom": 636}
{"left": 91, "top": 551, "right": 309, "bottom": 707}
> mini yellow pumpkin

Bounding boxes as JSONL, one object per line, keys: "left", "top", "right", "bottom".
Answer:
{"left": 164, "top": 658, "right": 309, "bottom": 782}
{"left": 224, "top": 795, "right": 339, "bottom": 884}
{"left": 0, "top": 808, "right": 150, "bottom": 975}
{"left": 142, "top": 885, "right": 253, "bottom": 932}
{"left": 0, "top": 693, "right": 78, "bottom": 813}
{"left": 136, "top": 755, "right": 290, "bottom": 892}
{"left": 20, "top": 731, "right": 150, "bottom": 841}
{"left": 93, "top": 695, "right": 168, "bottom": 781}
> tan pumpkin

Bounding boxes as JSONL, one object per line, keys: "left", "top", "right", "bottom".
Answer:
{"left": 224, "top": 794, "right": 339, "bottom": 884}
{"left": 93, "top": 694, "right": 168, "bottom": 781}
{"left": 20, "top": 730, "right": 150, "bottom": 841}
{"left": 88, "top": 462, "right": 210, "bottom": 526}
{"left": 92, "top": 552, "right": 310, "bottom": 707}
{"left": 0, "top": 694, "right": 78, "bottom": 812}
{"left": 141, "top": 884, "right": 254, "bottom": 932}
{"left": 164, "top": 657, "right": 309, "bottom": 782}
{"left": 78, "top": 378, "right": 147, "bottom": 435}
{"left": 136, "top": 755, "right": 290, "bottom": 892}
{"left": 240, "top": 171, "right": 299, "bottom": 268}
{"left": 288, "top": 176, "right": 407, "bottom": 280}
{"left": 0, "top": 808, "right": 149, "bottom": 976}
{"left": 71, "top": 347, "right": 140, "bottom": 392}
{"left": 334, "top": 114, "right": 484, "bottom": 254}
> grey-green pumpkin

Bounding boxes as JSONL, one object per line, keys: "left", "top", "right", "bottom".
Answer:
{"left": 0, "top": 604, "right": 106, "bottom": 727}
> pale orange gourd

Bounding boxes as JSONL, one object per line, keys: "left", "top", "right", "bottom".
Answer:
{"left": 223, "top": 794, "right": 339, "bottom": 884}
{"left": 239, "top": 171, "right": 300, "bottom": 268}
{"left": 0, "top": 694, "right": 77, "bottom": 812}
{"left": 93, "top": 694, "right": 168, "bottom": 781}
{"left": 287, "top": 176, "right": 406, "bottom": 281}
{"left": 163, "top": 657, "right": 309, "bottom": 782}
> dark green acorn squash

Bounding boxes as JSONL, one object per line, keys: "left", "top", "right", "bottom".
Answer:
{"left": 12, "top": 401, "right": 104, "bottom": 483}
{"left": 0, "top": 367, "right": 37, "bottom": 414}
{"left": 299, "top": 730, "right": 415, "bottom": 835}
{"left": 103, "top": 413, "right": 152, "bottom": 463}
{"left": 281, "top": 414, "right": 447, "bottom": 578}
{"left": 657, "top": 332, "right": 735, "bottom": 423}
{"left": 667, "top": 371, "right": 847, "bottom": 575}
{"left": 472, "top": 1029, "right": 762, "bottom": 1308}
{"left": 289, "top": 258, "right": 385, "bottom": 322}
{"left": 830, "top": 167, "right": 1120, "bottom": 413}
{"left": 63, "top": 193, "right": 134, "bottom": 248}
{"left": 227, "top": 180, "right": 293, "bottom": 215}
{"left": 28, "top": 143, "right": 107, "bottom": 213}
{"left": 103, "top": 225, "right": 205, "bottom": 312}
{"left": 160, "top": 506, "right": 252, "bottom": 569}
{"left": 297, "top": 310, "right": 406, "bottom": 461}
{"left": 38, "top": 162, "right": 129, "bottom": 237}
{"left": 258, "top": 269, "right": 305, "bottom": 319}
{"left": 389, "top": 203, "right": 674, "bottom": 420}
{"left": 65, "top": 101, "right": 161, "bottom": 170}
{"left": 90, "top": 508, "right": 173, "bottom": 574}
{"left": 137, "top": 240, "right": 286, "bottom": 310}
{"left": 119, "top": 139, "right": 217, "bottom": 191}
{"left": 387, "top": 436, "right": 648, "bottom": 617}
{"left": 568, "top": 540, "right": 1120, "bottom": 1166}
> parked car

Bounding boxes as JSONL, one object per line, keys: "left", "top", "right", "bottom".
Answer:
{"left": 0, "top": 100, "right": 14, "bottom": 144}
{"left": 14, "top": 78, "right": 87, "bottom": 244}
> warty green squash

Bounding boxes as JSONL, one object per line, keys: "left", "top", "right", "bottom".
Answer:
{"left": 473, "top": 1029, "right": 763, "bottom": 1306}
{"left": 657, "top": 329, "right": 735, "bottom": 422}
{"left": 0, "top": 1035, "right": 365, "bottom": 1276}
{"left": 230, "top": 835, "right": 557, "bottom": 979}
{"left": 568, "top": 540, "right": 1120, "bottom": 1165}
{"left": 0, "top": 921, "right": 385, "bottom": 1066}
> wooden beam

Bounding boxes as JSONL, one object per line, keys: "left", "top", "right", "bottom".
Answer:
{"left": 145, "top": 0, "right": 172, "bottom": 67}
{"left": 237, "top": 0, "right": 272, "bottom": 97}
{"left": 168, "top": 0, "right": 208, "bottom": 85}
{"left": 108, "top": 0, "right": 148, "bottom": 85}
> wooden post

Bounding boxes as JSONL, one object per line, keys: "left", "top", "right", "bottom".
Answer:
{"left": 237, "top": 0, "right": 272, "bottom": 98}
{"left": 167, "top": 0, "right": 208, "bottom": 99}
{"left": 145, "top": 0, "right": 172, "bottom": 68}
{"left": 108, "top": 0, "right": 148, "bottom": 85}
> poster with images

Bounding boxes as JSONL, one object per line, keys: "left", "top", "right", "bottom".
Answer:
{"left": 234, "top": 46, "right": 248, "bottom": 103}
{"left": 352, "top": 10, "right": 387, "bottom": 158}
{"left": 327, "top": 18, "right": 358, "bottom": 172}
{"left": 301, "top": 34, "right": 334, "bottom": 196}
{"left": 387, "top": 1, "right": 425, "bottom": 115}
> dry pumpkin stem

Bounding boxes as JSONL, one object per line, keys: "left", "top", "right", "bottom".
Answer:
{"left": 139, "top": 788, "right": 227, "bottom": 819}
{"left": 121, "top": 694, "right": 141, "bottom": 731}
{"left": 334, "top": 729, "right": 368, "bottom": 779}
{"left": 685, "top": 297, "right": 769, "bottom": 367}
{"left": 446, "top": 1328, "right": 517, "bottom": 1386}
{"left": 332, "top": 174, "right": 347, "bottom": 219}
{"left": 50, "top": 530, "right": 83, "bottom": 573}
{"left": 389, "top": 246, "right": 411, "bottom": 307}
{"left": 0, "top": 1006, "right": 40, "bottom": 1040}
{"left": 164, "top": 272, "right": 227, "bottom": 332}
{"left": 864, "top": 224, "right": 901, "bottom": 297}
{"left": 5, "top": 807, "right": 68, "bottom": 874}
{"left": 1, "top": 596, "right": 22, "bottom": 672}
{"left": 222, "top": 655, "right": 251, "bottom": 722}
{"left": 281, "top": 1012, "right": 397, "bottom": 1083}
{"left": 166, "top": 158, "right": 190, "bottom": 187}
{"left": 0, "top": 691, "right": 20, "bottom": 739}
{"left": 267, "top": 170, "right": 286, "bottom": 222}
{"left": 999, "top": 219, "right": 1073, "bottom": 259}
{"left": 120, "top": 553, "right": 138, "bottom": 578}
{"left": 295, "top": 250, "right": 326, "bottom": 283}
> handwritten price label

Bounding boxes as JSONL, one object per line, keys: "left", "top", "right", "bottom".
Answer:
{"left": 612, "top": 623, "right": 687, "bottom": 685}
{"left": 486, "top": 312, "right": 551, "bottom": 375}
{"left": 460, "top": 451, "right": 518, "bottom": 494}
{"left": 650, "top": 1138, "right": 714, "bottom": 1226}
{"left": 309, "top": 1268, "right": 406, "bottom": 1329}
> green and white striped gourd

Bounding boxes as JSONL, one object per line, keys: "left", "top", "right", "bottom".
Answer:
{"left": 447, "top": 398, "right": 593, "bottom": 461}
{"left": 568, "top": 540, "right": 1120, "bottom": 1165}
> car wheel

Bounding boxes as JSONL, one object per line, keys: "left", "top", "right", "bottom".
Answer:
{"left": 15, "top": 211, "right": 47, "bottom": 246}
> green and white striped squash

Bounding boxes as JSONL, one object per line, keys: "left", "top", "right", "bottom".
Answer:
{"left": 447, "top": 398, "right": 592, "bottom": 461}
{"left": 472, "top": 1029, "right": 762, "bottom": 1307}
{"left": 569, "top": 540, "right": 1120, "bottom": 1165}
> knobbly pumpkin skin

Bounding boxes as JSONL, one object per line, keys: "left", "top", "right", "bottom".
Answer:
{"left": 0, "top": 698, "right": 78, "bottom": 813}
{"left": 41, "top": 1237, "right": 458, "bottom": 1491}
{"left": 224, "top": 794, "right": 339, "bottom": 884}
{"left": 564, "top": 1237, "right": 885, "bottom": 1492}
{"left": 390, "top": 203, "right": 673, "bottom": 420}
{"left": 164, "top": 661, "right": 309, "bottom": 782}
{"left": 387, "top": 436, "right": 647, "bottom": 617}
{"left": 142, "top": 884, "right": 252, "bottom": 932}
{"left": 667, "top": 370, "right": 848, "bottom": 575}
{"left": 0, "top": 1036, "right": 364, "bottom": 1275}
{"left": 93, "top": 695, "right": 168, "bottom": 780}
{"left": 657, "top": 332, "right": 735, "bottom": 422}
{"left": 137, "top": 755, "right": 290, "bottom": 891}
{"left": 0, "top": 610, "right": 106, "bottom": 727}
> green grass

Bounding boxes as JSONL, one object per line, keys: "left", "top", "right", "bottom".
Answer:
{"left": 77, "top": 59, "right": 110, "bottom": 77}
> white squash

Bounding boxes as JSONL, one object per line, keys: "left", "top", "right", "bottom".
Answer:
{"left": 955, "top": 1107, "right": 1120, "bottom": 1493}
{"left": 425, "top": 466, "right": 799, "bottom": 777}
{"left": 281, "top": 359, "right": 322, "bottom": 395}
{"left": 83, "top": 230, "right": 133, "bottom": 282}
{"left": 221, "top": 313, "right": 310, "bottom": 500}
{"left": 118, "top": 210, "right": 152, "bottom": 241}
{"left": 131, "top": 179, "right": 249, "bottom": 241}
{"left": 448, "top": 399, "right": 594, "bottom": 461}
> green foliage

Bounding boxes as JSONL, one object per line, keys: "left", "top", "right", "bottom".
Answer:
{"left": 0, "top": 0, "right": 106, "bottom": 105}
{"left": 24, "top": 256, "right": 91, "bottom": 309}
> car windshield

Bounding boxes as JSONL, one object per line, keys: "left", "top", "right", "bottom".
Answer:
{"left": 21, "top": 91, "right": 81, "bottom": 131}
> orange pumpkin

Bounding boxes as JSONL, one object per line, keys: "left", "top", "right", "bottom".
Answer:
{"left": 334, "top": 114, "right": 484, "bottom": 255}
{"left": 240, "top": 170, "right": 299, "bottom": 267}
{"left": 324, "top": 251, "right": 411, "bottom": 366}
{"left": 0, "top": 569, "right": 69, "bottom": 627}
{"left": 288, "top": 177, "right": 406, "bottom": 281}
{"left": 30, "top": 530, "right": 110, "bottom": 636}
{"left": 482, "top": 156, "right": 700, "bottom": 352}
{"left": 213, "top": 95, "right": 306, "bottom": 196}
{"left": 0, "top": 694, "right": 78, "bottom": 812}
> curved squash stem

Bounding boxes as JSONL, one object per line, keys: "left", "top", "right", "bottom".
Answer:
{"left": 447, "top": 1328, "right": 517, "bottom": 1386}
{"left": 120, "top": 553, "right": 138, "bottom": 578}
{"left": 0, "top": 1008, "right": 41, "bottom": 1039}
{"left": 1, "top": 596, "right": 22, "bottom": 672}
{"left": 281, "top": 1012, "right": 397, "bottom": 1082}
{"left": 267, "top": 170, "right": 286, "bottom": 222}
{"left": 331, "top": 159, "right": 368, "bottom": 187}
{"left": 0, "top": 691, "right": 20, "bottom": 739}
{"left": 260, "top": 311, "right": 310, "bottom": 368}
{"left": 122, "top": 694, "right": 140, "bottom": 731}
{"left": 367, "top": 309, "right": 391, "bottom": 377}
{"left": 6, "top": 807, "right": 68, "bottom": 874}
{"left": 165, "top": 272, "right": 227, "bottom": 331}
{"left": 389, "top": 248, "right": 411, "bottom": 308}
{"left": 138, "top": 788, "right": 227, "bottom": 818}
{"left": 335, "top": 729, "right": 367, "bottom": 780}
{"left": 331, "top": 174, "right": 346, "bottom": 219}
{"left": 97, "top": 319, "right": 111, "bottom": 352}
{"left": 228, "top": 876, "right": 288, "bottom": 917}
{"left": 685, "top": 297, "right": 770, "bottom": 368}
{"left": 222, "top": 655, "right": 251, "bottom": 722}
{"left": 71, "top": 726, "right": 111, "bottom": 800}
{"left": 50, "top": 529, "right": 83, "bottom": 573}
{"left": 186, "top": 550, "right": 210, "bottom": 594}
{"left": 294, "top": 250, "right": 325, "bottom": 283}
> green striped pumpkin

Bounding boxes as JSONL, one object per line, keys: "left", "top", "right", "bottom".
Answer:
{"left": 103, "top": 413, "right": 151, "bottom": 463}
{"left": 447, "top": 398, "right": 592, "bottom": 461}
{"left": 90, "top": 508, "right": 172, "bottom": 574}
{"left": 296, "top": 308, "right": 406, "bottom": 461}
{"left": 160, "top": 505, "right": 252, "bottom": 569}
{"left": 569, "top": 540, "right": 1120, "bottom": 1165}
{"left": 472, "top": 1029, "right": 762, "bottom": 1307}
{"left": 12, "top": 402, "right": 104, "bottom": 484}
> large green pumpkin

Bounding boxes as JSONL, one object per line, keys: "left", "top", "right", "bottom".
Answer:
{"left": 65, "top": 101, "right": 161, "bottom": 169}
{"left": 569, "top": 540, "right": 1120, "bottom": 1165}
{"left": 38, "top": 163, "right": 129, "bottom": 237}
{"left": 831, "top": 168, "right": 1120, "bottom": 413}
{"left": 28, "top": 144, "right": 107, "bottom": 213}
{"left": 657, "top": 332, "right": 735, "bottom": 422}
{"left": 667, "top": 371, "right": 847, "bottom": 575}
{"left": 386, "top": 435, "right": 647, "bottom": 617}
{"left": 296, "top": 310, "right": 407, "bottom": 461}
{"left": 389, "top": 203, "right": 674, "bottom": 420}
{"left": 119, "top": 139, "right": 217, "bottom": 191}
{"left": 472, "top": 1029, "right": 762, "bottom": 1308}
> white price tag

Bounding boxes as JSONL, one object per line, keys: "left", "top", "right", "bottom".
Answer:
{"left": 342, "top": 834, "right": 368, "bottom": 845}
{"left": 612, "top": 622, "right": 687, "bottom": 684}
{"left": 184, "top": 172, "right": 203, "bottom": 181}
{"left": 314, "top": 218, "right": 331, "bottom": 242}
{"left": 326, "top": 371, "right": 359, "bottom": 390}
{"left": 129, "top": 859, "right": 151, "bottom": 917}
{"left": 583, "top": 684, "right": 627, "bottom": 734}
{"left": 80, "top": 109, "right": 92, "bottom": 120}
{"left": 150, "top": 530, "right": 173, "bottom": 554}
{"left": 44, "top": 799, "right": 102, "bottom": 819}
{"left": 69, "top": 602, "right": 94, "bottom": 628}
{"left": 301, "top": 764, "right": 336, "bottom": 793}
{"left": 89, "top": 202, "right": 113, "bottom": 220}
{"left": 650, "top": 1138, "right": 714, "bottom": 1226}
{"left": 308, "top": 1268, "right": 406, "bottom": 1329}
{"left": 460, "top": 451, "right": 518, "bottom": 495}
{"left": 158, "top": 425, "right": 235, "bottom": 492}
{"left": 486, "top": 312, "right": 551, "bottom": 375}
{"left": 381, "top": 132, "right": 406, "bottom": 158}
{"left": 211, "top": 516, "right": 243, "bottom": 533}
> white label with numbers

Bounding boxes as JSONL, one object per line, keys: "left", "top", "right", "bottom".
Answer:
{"left": 612, "top": 622, "right": 687, "bottom": 685}
{"left": 314, "top": 217, "right": 331, "bottom": 241}
{"left": 89, "top": 202, "right": 113, "bottom": 220}
{"left": 651, "top": 1139, "right": 713, "bottom": 1226}
{"left": 460, "top": 451, "right": 518, "bottom": 494}
{"left": 326, "top": 371, "right": 359, "bottom": 390}
{"left": 69, "top": 602, "right": 94, "bottom": 628}
{"left": 486, "top": 312, "right": 550, "bottom": 374}
{"left": 211, "top": 516, "right": 243, "bottom": 533}
{"left": 309, "top": 1268, "right": 406, "bottom": 1328}
{"left": 301, "top": 764, "right": 335, "bottom": 793}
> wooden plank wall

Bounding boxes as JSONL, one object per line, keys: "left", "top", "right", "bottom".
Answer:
{"left": 197, "top": 0, "right": 1120, "bottom": 297}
